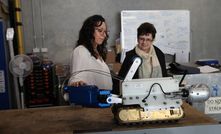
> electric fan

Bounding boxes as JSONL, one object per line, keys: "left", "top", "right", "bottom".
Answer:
{"left": 9, "top": 54, "right": 33, "bottom": 108}
{"left": 9, "top": 54, "right": 33, "bottom": 86}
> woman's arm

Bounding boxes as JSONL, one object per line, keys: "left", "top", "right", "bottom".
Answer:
{"left": 68, "top": 46, "right": 91, "bottom": 85}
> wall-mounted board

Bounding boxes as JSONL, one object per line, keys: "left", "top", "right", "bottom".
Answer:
{"left": 121, "top": 10, "right": 190, "bottom": 62}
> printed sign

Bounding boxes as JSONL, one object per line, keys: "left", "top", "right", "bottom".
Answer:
{"left": 0, "top": 70, "right": 5, "bottom": 93}
{"left": 205, "top": 97, "right": 221, "bottom": 114}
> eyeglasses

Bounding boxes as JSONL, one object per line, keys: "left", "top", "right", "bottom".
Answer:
{"left": 139, "top": 37, "right": 153, "bottom": 43}
{"left": 94, "top": 28, "right": 109, "bottom": 35}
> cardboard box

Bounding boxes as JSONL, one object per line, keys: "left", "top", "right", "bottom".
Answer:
{"left": 55, "top": 63, "right": 70, "bottom": 77}
{"left": 106, "top": 50, "right": 115, "bottom": 63}
{"left": 0, "top": 3, "right": 9, "bottom": 19}
{"left": 107, "top": 62, "right": 121, "bottom": 73}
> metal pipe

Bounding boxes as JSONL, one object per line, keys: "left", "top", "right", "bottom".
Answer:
{"left": 31, "top": 0, "right": 37, "bottom": 48}
{"left": 8, "top": 38, "right": 21, "bottom": 109}
{"left": 40, "top": 0, "right": 45, "bottom": 48}
{"left": 14, "top": 0, "right": 24, "bottom": 54}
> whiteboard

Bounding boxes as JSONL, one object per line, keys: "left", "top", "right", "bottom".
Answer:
{"left": 120, "top": 10, "right": 190, "bottom": 62}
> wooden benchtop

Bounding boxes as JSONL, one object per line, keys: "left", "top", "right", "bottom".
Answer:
{"left": 0, "top": 102, "right": 219, "bottom": 134}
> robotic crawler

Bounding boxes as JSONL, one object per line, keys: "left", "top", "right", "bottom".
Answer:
{"left": 111, "top": 78, "right": 210, "bottom": 124}
{"left": 65, "top": 57, "right": 210, "bottom": 124}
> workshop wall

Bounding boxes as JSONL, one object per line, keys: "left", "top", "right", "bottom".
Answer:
{"left": 20, "top": 0, "right": 221, "bottom": 64}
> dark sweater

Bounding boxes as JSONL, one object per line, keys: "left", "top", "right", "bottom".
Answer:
{"left": 118, "top": 45, "right": 168, "bottom": 79}
{"left": 112, "top": 45, "right": 167, "bottom": 94}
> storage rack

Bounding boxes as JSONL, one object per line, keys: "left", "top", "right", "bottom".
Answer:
{"left": 24, "top": 65, "right": 56, "bottom": 108}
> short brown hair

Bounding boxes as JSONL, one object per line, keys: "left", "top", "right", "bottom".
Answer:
{"left": 137, "top": 22, "right": 156, "bottom": 39}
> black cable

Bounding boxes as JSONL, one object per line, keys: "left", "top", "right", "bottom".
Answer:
{"left": 142, "top": 83, "right": 170, "bottom": 102}
{"left": 60, "top": 69, "right": 123, "bottom": 94}
{"left": 61, "top": 69, "right": 123, "bottom": 90}
{"left": 71, "top": 69, "right": 123, "bottom": 81}
{"left": 179, "top": 70, "right": 187, "bottom": 87}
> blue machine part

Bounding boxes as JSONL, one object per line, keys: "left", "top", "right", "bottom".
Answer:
{"left": 0, "top": 21, "right": 10, "bottom": 110}
{"left": 196, "top": 59, "right": 219, "bottom": 66}
{"left": 69, "top": 85, "right": 112, "bottom": 108}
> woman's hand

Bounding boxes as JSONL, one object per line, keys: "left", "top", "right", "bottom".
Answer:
{"left": 70, "top": 81, "right": 87, "bottom": 87}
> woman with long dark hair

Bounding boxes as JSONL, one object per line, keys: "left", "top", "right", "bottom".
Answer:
{"left": 68, "top": 15, "right": 112, "bottom": 90}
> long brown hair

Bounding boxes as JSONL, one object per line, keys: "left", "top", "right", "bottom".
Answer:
{"left": 77, "top": 15, "right": 109, "bottom": 61}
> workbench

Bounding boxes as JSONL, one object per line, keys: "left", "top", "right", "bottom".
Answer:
{"left": 0, "top": 102, "right": 220, "bottom": 134}
{"left": 168, "top": 62, "right": 221, "bottom": 122}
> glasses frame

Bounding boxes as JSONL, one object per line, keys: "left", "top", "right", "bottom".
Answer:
{"left": 138, "top": 37, "right": 153, "bottom": 43}
{"left": 94, "top": 28, "right": 110, "bottom": 35}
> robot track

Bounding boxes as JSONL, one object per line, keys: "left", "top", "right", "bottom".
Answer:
{"left": 112, "top": 104, "right": 185, "bottom": 125}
